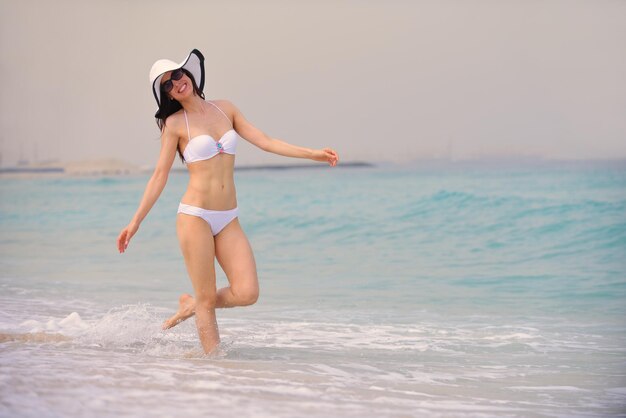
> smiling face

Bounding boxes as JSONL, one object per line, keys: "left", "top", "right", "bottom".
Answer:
{"left": 161, "top": 68, "right": 194, "bottom": 102}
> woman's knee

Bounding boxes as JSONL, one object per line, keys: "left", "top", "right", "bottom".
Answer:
{"left": 233, "top": 284, "right": 259, "bottom": 306}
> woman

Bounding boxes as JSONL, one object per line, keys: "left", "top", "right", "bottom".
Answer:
{"left": 117, "top": 49, "right": 339, "bottom": 354}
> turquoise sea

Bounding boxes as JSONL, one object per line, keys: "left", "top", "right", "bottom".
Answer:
{"left": 1, "top": 162, "right": 625, "bottom": 417}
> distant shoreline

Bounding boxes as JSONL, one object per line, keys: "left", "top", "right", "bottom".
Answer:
{"left": 0, "top": 161, "right": 375, "bottom": 176}
{"left": 1, "top": 158, "right": 625, "bottom": 177}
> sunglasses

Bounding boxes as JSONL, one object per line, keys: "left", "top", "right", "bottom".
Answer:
{"left": 161, "top": 68, "right": 184, "bottom": 93}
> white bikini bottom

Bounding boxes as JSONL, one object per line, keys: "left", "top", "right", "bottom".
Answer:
{"left": 177, "top": 203, "right": 238, "bottom": 236}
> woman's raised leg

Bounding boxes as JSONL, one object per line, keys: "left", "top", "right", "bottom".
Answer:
{"left": 214, "top": 218, "right": 259, "bottom": 308}
{"left": 162, "top": 218, "right": 259, "bottom": 329}
{"left": 175, "top": 213, "right": 220, "bottom": 354}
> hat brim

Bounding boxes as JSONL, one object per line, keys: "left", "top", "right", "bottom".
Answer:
{"left": 150, "top": 49, "right": 205, "bottom": 107}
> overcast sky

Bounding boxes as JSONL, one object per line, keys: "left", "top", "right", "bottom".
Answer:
{"left": 1, "top": 0, "right": 625, "bottom": 168}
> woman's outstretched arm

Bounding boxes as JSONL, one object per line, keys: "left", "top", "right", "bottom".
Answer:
{"left": 219, "top": 100, "right": 339, "bottom": 166}
{"left": 117, "top": 123, "right": 179, "bottom": 253}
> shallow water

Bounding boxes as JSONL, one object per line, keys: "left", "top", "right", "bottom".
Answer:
{"left": 1, "top": 163, "right": 625, "bottom": 417}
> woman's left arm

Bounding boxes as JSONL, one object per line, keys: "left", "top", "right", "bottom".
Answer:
{"left": 218, "top": 100, "right": 339, "bottom": 167}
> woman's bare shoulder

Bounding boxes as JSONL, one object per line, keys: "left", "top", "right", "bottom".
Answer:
{"left": 162, "top": 110, "right": 185, "bottom": 136}
{"left": 164, "top": 109, "right": 185, "bottom": 125}
{"left": 210, "top": 99, "right": 239, "bottom": 112}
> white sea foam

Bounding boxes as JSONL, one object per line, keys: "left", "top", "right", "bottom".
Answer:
{"left": 1, "top": 302, "right": 624, "bottom": 418}
{"left": 19, "top": 311, "right": 89, "bottom": 335}
{"left": 509, "top": 386, "right": 591, "bottom": 392}
{"left": 482, "top": 332, "right": 536, "bottom": 340}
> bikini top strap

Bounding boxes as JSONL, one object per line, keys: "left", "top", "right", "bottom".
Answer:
{"left": 207, "top": 101, "right": 233, "bottom": 128}
{"left": 183, "top": 110, "right": 191, "bottom": 141}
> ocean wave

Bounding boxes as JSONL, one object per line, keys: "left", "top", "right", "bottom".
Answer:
{"left": 7, "top": 302, "right": 619, "bottom": 358}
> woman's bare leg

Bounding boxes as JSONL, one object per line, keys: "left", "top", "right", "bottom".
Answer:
{"left": 163, "top": 218, "right": 258, "bottom": 329}
{"left": 175, "top": 214, "right": 220, "bottom": 354}
{"left": 214, "top": 218, "right": 259, "bottom": 307}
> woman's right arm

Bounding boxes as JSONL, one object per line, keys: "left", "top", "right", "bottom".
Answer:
{"left": 117, "top": 124, "right": 179, "bottom": 254}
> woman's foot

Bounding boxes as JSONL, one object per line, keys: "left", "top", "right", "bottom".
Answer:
{"left": 162, "top": 294, "right": 196, "bottom": 330}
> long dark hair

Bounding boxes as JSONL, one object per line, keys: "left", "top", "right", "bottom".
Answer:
{"left": 155, "top": 68, "right": 205, "bottom": 163}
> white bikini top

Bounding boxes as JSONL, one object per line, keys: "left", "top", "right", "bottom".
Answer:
{"left": 182, "top": 101, "right": 239, "bottom": 163}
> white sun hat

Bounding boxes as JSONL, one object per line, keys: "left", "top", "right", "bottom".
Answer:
{"left": 149, "top": 49, "right": 205, "bottom": 106}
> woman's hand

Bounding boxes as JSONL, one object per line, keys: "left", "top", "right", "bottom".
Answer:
{"left": 117, "top": 222, "right": 139, "bottom": 254}
{"left": 312, "top": 148, "right": 339, "bottom": 167}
